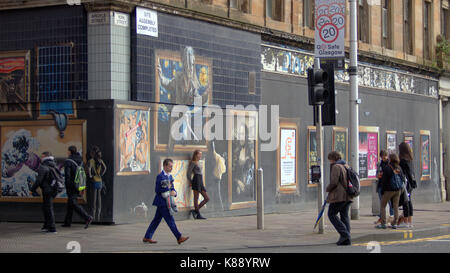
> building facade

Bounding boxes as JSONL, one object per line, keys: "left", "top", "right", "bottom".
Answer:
{"left": 0, "top": 0, "right": 448, "bottom": 224}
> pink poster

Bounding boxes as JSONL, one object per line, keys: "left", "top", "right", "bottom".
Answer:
{"left": 367, "top": 133, "right": 378, "bottom": 178}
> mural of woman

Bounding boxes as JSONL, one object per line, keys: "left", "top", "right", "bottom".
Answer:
{"left": 187, "top": 150, "right": 210, "bottom": 219}
{"left": 88, "top": 146, "right": 107, "bottom": 222}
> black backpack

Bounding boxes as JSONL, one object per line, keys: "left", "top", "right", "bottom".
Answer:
{"left": 342, "top": 165, "right": 360, "bottom": 198}
{"left": 48, "top": 166, "right": 65, "bottom": 197}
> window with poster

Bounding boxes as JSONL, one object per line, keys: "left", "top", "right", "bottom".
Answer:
{"left": 332, "top": 127, "right": 348, "bottom": 162}
{"left": 386, "top": 130, "right": 397, "bottom": 155}
{"left": 277, "top": 119, "right": 299, "bottom": 193}
{"left": 307, "top": 126, "right": 320, "bottom": 186}
{"left": 358, "top": 126, "right": 379, "bottom": 184}
{"left": 420, "top": 130, "right": 431, "bottom": 181}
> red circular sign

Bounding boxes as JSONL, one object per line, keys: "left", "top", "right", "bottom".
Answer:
{"left": 319, "top": 23, "right": 339, "bottom": 43}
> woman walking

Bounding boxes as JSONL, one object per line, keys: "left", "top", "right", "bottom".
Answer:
{"left": 187, "top": 150, "right": 210, "bottom": 220}
{"left": 398, "top": 142, "right": 416, "bottom": 228}
{"left": 376, "top": 153, "right": 403, "bottom": 229}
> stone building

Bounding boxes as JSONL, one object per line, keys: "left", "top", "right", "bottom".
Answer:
{"left": 0, "top": 0, "right": 448, "bottom": 224}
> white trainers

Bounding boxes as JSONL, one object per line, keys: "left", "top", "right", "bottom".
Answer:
{"left": 398, "top": 223, "right": 409, "bottom": 228}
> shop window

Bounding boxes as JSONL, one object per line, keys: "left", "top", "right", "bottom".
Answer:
{"left": 266, "top": 0, "right": 284, "bottom": 21}
{"left": 404, "top": 0, "right": 414, "bottom": 54}
{"left": 230, "top": 0, "right": 251, "bottom": 13}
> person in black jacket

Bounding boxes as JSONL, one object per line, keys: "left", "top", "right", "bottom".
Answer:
{"left": 398, "top": 142, "right": 415, "bottom": 228}
{"left": 62, "top": 146, "right": 93, "bottom": 228}
{"left": 375, "top": 153, "right": 403, "bottom": 229}
{"left": 31, "top": 152, "right": 58, "bottom": 233}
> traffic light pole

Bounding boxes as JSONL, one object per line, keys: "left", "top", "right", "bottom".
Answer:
{"left": 349, "top": 0, "right": 360, "bottom": 220}
{"left": 315, "top": 58, "right": 325, "bottom": 234}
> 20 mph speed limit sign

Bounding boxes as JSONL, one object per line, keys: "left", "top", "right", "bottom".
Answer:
{"left": 314, "top": 0, "right": 345, "bottom": 59}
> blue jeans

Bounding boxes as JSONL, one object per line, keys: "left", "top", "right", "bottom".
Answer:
{"left": 144, "top": 206, "right": 181, "bottom": 240}
{"left": 377, "top": 187, "right": 394, "bottom": 217}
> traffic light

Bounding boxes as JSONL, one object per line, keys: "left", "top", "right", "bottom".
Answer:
{"left": 307, "top": 68, "right": 329, "bottom": 105}
{"left": 321, "top": 65, "right": 336, "bottom": 126}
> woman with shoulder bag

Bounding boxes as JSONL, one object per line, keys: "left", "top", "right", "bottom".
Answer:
{"left": 376, "top": 153, "right": 403, "bottom": 229}
{"left": 398, "top": 142, "right": 416, "bottom": 228}
{"left": 88, "top": 147, "right": 107, "bottom": 222}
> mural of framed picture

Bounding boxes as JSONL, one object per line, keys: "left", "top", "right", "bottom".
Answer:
{"left": 158, "top": 157, "right": 205, "bottom": 211}
{"left": 359, "top": 126, "right": 379, "bottom": 183}
{"left": 154, "top": 47, "right": 212, "bottom": 152}
{"left": 307, "top": 126, "right": 318, "bottom": 187}
{"left": 420, "top": 130, "right": 431, "bottom": 181}
{"left": 0, "top": 50, "right": 32, "bottom": 118}
{"left": 404, "top": 132, "right": 414, "bottom": 151}
{"left": 0, "top": 120, "right": 87, "bottom": 203}
{"left": 386, "top": 130, "right": 397, "bottom": 155}
{"left": 37, "top": 101, "right": 77, "bottom": 119}
{"left": 277, "top": 119, "right": 299, "bottom": 193}
{"left": 332, "top": 127, "right": 348, "bottom": 162}
{"left": 227, "top": 110, "right": 258, "bottom": 210}
{"left": 116, "top": 105, "right": 150, "bottom": 176}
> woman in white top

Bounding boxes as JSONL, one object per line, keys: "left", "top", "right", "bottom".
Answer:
{"left": 187, "top": 150, "right": 209, "bottom": 219}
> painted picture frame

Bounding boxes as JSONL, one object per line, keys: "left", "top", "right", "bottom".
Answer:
{"left": 277, "top": 119, "right": 299, "bottom": 193}
{"left": 332, "top": 127, "right": 348, "bottom": 163}
{"left": 386, "top": 130, "right": 397, "bottom": 155}
{"left": 0, "top": 120, "right": 87, "bottom": 203}
{"left": 116, "top": 104, "right": 150, "bottom": 176}
{"left": 158, "top": 157, "right": 205, "bottom": 211}
{"left": 154, "top": 48, "right": 212, "bottom": 152}
{"left": 420, "top": 130, "right": 431, "bottom": 181}
{"left": 227, "top": 110, "right": 258, "bottom": 210}
{"left": 0, "top": 50, "right": 32, "bottom": 119}
{"left": 359, "top": 126, "right": 379, "bottom": 185}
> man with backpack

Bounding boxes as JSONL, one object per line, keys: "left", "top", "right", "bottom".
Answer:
{"left": 31, "top": 152, "right": 60, "bottom": 233}
{"left": 326, "top": 151, "right": 354, "bottom": 246}
{"left": 62, "top": 146, "right": 93, "bottom": 229}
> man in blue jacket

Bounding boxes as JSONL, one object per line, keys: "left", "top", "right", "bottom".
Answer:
{"left": 143, "top": 158, "right": 189, "bottom": 245}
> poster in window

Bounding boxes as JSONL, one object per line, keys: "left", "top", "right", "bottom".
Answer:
{"left": 420, "top": 130, "right": 431, "bottom": 179}
{"left": 386, "top": 131, "right": 397, "bottom": 155}
{"left": 280, "top": 128, "right": 296, "bottom": 186}
{"left": 308, "top": 127, "right": 318, "bottom": 184}
{"left": 332, "top": 127, "right": 347, "bottom": 162}
{"left": 359, "top": 127, "right": 379, "bottom": 180}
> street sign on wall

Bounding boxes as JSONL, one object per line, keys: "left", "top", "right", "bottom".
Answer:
{"left": 314, "top": 0, "right": 346, "bottom": 59}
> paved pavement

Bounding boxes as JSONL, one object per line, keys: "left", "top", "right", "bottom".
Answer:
{"left": 1, "top": 201, "right": 449, "bottom": 253}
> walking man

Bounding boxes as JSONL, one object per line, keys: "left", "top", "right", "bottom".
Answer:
{"left": 62, "top": 146, "right": 93, "bottom": 228}
{"left": 143, "top": 158, "right": 189, "bottom": 245}
{"left": 326, "top": 151, "right": 353, "bottom": 246}
{"left": 31, "top": 152, "right": 58, "bottom": 233}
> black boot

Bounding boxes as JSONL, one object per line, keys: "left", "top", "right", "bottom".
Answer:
{"left": 196, "top": 212, "right": 207, "bottom": 220}
{"left": 190, "top": 210, "right": 198, "bottom": 219}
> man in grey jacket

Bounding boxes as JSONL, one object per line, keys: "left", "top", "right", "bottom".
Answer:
{"left": 326, "top": 151, "right": 353, "bottom": 246}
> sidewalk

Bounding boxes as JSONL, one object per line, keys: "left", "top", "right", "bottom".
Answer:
{"left": 0, "top": 202, "right": 449, "bottom": 253}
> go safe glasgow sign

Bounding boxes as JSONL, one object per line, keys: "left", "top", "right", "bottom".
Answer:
{"left": 314, "top": 0, "right": 346, "bottom": 59}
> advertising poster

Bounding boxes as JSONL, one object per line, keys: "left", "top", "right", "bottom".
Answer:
{"left": 358, "top": 132, "right": 368, "bottom": 179}
{"left": 420, "top": 132, "right": 431, "bottom": 178}
{"left": 404, "top": 134, "right": 414, "bottom": 151}
{"left": 308, "top": 128, "right": 318, "bottom": 184}
{"left": 280, "top": 129, "right": 296, "bottom": 186}
{"left": 333, "top": 128, "right": 347, "bottom": 162}
{"left": 387, "top": 132, "right": 396, "bottom": 155}
{"left": 367, "top": 133, "right": 378, "bottom": 178}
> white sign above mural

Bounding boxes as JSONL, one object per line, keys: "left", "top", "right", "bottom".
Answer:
{"left": 136, "top": 7, "right": 158, "bottom": 37}
{"left": 314, "top": 0, "right": 346, "bottom": 59}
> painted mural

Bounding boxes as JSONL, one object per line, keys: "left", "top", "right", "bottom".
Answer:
{"left": 160, "top": 159, "right": 205, "bottom": 209}
{"left": 228, "top": 111, "right": 257, "bottom": 208}
{"left": 117, "top": 105, "right": 150, "bottom": 175}
{"left": 0, "top": 121, "right": 85, "bottom": 202}
{"left": 155, "top": 47, "right": 212, "bottom": 150}
{"left": 0, "top": 51, "right": 31, "bottom": 117}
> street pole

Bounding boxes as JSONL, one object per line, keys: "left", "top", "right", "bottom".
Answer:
{"left": 315, "top": 58, "right": 325, "bottom": 234}
{"left": 257, "top": 168, "right": 264, "bottom": 230}
{"left": 349, "top": 0, "right": 360, "bottom": 220}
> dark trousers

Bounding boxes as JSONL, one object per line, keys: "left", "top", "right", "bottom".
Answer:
{"left": 328, "top": 201, "right": 352, "bottom": 241}
{"left": 403, "top": 199, "right": 413, "bottom": 217}
{"left": 42, "top": 193, "right": 56, "bottom": 230}
{"left": 64, "top": 194, "right": 90, "bottom": 225}
{"left": 144, "top": 206, "right": 181, "bottom": 240}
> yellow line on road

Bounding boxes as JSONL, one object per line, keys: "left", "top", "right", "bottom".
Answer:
{"left": 354, "top": 234, "right": 450, "bottom": 246}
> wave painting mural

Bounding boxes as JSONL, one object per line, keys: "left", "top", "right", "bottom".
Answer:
{"left": 0, "top": 120, "right": 86, "bottom": 202}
